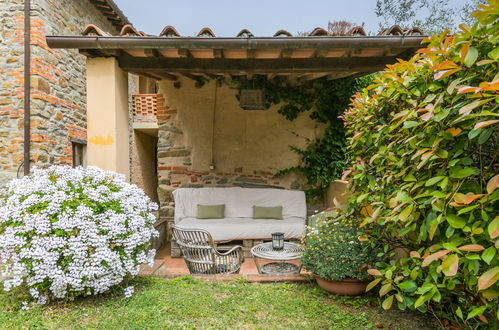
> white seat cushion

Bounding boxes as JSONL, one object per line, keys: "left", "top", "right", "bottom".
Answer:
{"left": 173, "top": 187, "right": 307, "bottom": 222}
{"left": 177, "top": 217, "right": 305, "bottom": 242}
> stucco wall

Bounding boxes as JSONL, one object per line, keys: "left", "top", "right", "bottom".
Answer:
{"left": 154, "top": 77, "right": 326, "bottom": 218}
{"left": 0, "top": 0, "right": 118, "bottom": 185}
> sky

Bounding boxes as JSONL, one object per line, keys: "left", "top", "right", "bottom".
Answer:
{"left": 113, "top": 0, "right": 471, "bottom": 37}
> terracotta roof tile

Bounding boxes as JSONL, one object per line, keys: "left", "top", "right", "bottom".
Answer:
{"left": 197, "top": 27, "right": 216, "bottom": 37}
{"left": 119, "top": 24, "right": 143, "bottom": 36}
{"left": 379, "top": 25, "right": 404, "bottom": 36}
{"left": 273, "top": 30, "right": 292, "bottom": 37}
{"left": 160, "top": 26, "right": 181, "bottom": 37}
{"left": 236, "top": 29, "right": 254, "bottom": 38}
{"left": 309, "top": 27, "right": 328, "bottom": 36}
{"left": 405, "top": 27, "right": 424, "bottom": 35}
{"left": 82, "top": 24, "right": 111, "bottom": 36}
{"left": 81, "top": 24, "right": 424, "bottom": 38}
{"left": 347, "top": 26, "right": 367, "bottom": 36}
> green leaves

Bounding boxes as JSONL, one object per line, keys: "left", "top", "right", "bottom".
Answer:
{"left": 446, "top": 214, "right": 466, "bottom": 229}
{"left": 449, "top": 167, "right": 478, "bottom": 179}
{"left": 382, "top": 295, "right": 394, "bottom": 310}
{"left": 398, "top": 205, "right": 414, "bottom": 221}
{"left": 398, "top": 280, "right": 418, "bottom": 293}
{"left": 458, "top": 100, "right": 482, "bottom": 115}
{"left": 403, "top": 121, "right": 419, "bottom": 129}
{"left": 481, "top": 247, "right": 496, "bottom": 265}
{"left": 464, "top": 46, "right": 479, "bottom": 67}
{"left": 442, "top": 254, "right": 459, "bottom": 276}
{"left": 425, "top": 176, "right": 445, "bottom": 186}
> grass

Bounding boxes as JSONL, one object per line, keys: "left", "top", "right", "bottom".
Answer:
{"left": 0, "top": 276, "right": 434, "bottom": 329}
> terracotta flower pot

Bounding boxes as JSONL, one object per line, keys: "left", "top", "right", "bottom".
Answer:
{"left": 315, "top": 276, "right": 368, "bottom": 296}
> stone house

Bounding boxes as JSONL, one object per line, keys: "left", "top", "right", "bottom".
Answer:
{"left": 0, "top": 0, "right": 132, "bottom": 185}
{"left": 46, "top": 24, "right": 425, "bottom": 251}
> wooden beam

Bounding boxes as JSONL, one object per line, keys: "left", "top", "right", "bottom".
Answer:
{"left": 280, "top": 49, "right": 293, "bottom": 58}
{"left": 201, "top": 73, "right": 217, "bottom": 80}
{"left": 302, "top": 73, "right": 330, "bottom": 80}
{"left": 117, "top": 56, "right": 394, "bottom": 74}
{"left": 213, "top": 49, "right": 224, "bottom": 58}
{"left": 154, "top": 72, "right": 178, "bottom": 81}
{"left": 327, "top": 72, "right": 359, "bottom": 80}
{"left": 178, "top": 49, "right": 191, "bottom": 58}
{"left": 181, "top": 73, "right": 201, "bottom": 81}
{"left": 98, "top": 49, "right": 123, "bottom": 57}
{"left": 246, "top": 49, "right": 256, "bottom": 59}
{"left": 311, "top": 49, "right": 328, "bottom": 58}
{"left": 144, "top": 49, "right": 162, "bottom": 57}
{"left": 130, "top": 71, "right": 161, "bottom": 80}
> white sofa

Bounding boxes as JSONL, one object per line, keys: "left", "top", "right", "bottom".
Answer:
{"left": 173, "top": 187, "right": 307, "bottom": 242}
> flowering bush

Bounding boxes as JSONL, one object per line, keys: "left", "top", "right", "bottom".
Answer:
{"left": 0, "top": 166, "right": 158, "bottom": 308}
{"left": 301, "top": 210, "right": 375, "bottom": 281}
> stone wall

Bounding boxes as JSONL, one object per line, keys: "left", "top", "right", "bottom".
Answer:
{"left": 0, "top": 0, "right": 118, "bottom": 185}
{"left": 153, "top": 77, "right": 327, "bottom": 219}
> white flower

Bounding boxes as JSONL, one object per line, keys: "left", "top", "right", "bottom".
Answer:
{"left": 0, "top": 165, "right": 158, "bottom": 306}
{"left": 124, "top": 286, "right": 134, "bottom": 298}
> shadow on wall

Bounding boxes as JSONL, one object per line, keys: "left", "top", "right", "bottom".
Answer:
{"left": 132, "top": 130, "right": 159, "bottom": 204}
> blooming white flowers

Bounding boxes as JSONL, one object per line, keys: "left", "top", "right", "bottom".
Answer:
{"left": 0, "top": 165, "right": 158, "bottom": 307}
{"left": 123, "top": 286, "right": 134, "bottom": 299}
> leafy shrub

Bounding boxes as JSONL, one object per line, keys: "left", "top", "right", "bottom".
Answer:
{"left": 0, "top": 166, "right": 158, "bottom": 308}
{"left": 342, "top": 1, "right": 498, "bottom": 327}
{"left": 302, "top": 210, "right": 375, "bottom": 281}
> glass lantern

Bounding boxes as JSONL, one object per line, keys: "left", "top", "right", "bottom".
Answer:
{"left": 271, "top": 232, "right": 284, "bottom": 250}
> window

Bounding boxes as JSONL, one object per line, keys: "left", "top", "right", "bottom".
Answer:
{"left": 71, "top": 139, "right": 87, "bottom": 167}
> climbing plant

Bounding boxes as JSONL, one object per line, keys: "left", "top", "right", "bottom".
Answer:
{"left": 343, "top": 1, "right": 498, "bottom": 327}
{"left": 233, "top": 74, "right": 373, "bottom": 199}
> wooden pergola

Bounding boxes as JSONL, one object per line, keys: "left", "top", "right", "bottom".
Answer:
{"left": 46, "top": 31, "right": 425, "bottom": 178}
{"left": 47, "top": 33, "right": 425, "bottom": 81}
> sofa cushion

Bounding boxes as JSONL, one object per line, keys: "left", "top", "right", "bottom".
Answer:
{"left": 173, "top": 187, "right": 306, "bottom": 223}
{"left": 176, "top": 217, "right": 305, "bottom": 241}
{"left": 197, "top": 204, "right": 225, "bottom": 219}
{"left": 253, "top": 206, "right": 283, "bottom": 219}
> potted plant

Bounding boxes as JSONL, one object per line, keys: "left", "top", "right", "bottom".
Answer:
{"left": 302, "top": 213, "right": 374, "bottom": 296}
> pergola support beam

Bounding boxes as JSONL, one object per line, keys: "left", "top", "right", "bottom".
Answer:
{"left": 117, "top": 56, "right": 396, "bottom": 74}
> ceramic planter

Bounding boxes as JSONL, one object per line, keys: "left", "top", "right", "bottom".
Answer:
{"left": 315, "top": 276, "right": 368, "bottom": 296}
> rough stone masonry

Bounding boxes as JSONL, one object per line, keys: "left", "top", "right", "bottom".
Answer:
{"left": 0, "top": 0, "right": 119, "bottom": 186}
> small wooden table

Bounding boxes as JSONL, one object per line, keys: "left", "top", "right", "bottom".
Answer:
{"left": 250, "top": 242, "right": 303, "bottom": 275}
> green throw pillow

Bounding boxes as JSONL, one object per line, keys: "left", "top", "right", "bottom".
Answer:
{"left": 197, "top": 204, "right": 225, "bottom": 219}
{"left": 253, "top": 206, "right": 283, "bottom": 219}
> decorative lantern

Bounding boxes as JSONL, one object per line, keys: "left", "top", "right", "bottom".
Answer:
{"left": 271, "top": 232, "right": 284, "bottom": 250}
{"left": 239, "top": 89, "right": 267, "bottom": 110}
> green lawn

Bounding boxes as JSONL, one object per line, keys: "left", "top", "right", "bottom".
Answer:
{"left": 0, "top": 277, "right": 434, "bottom": 329}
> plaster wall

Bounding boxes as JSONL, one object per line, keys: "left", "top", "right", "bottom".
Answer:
{"left": 154, "top": 77, "right": 327, "bottom": 218}
{"left": 86, "top": 57, "right": 129, "bottom": 178}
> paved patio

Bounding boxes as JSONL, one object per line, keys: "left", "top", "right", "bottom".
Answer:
{"left": 140, "top": 246, "right": 310, "bottom": 282}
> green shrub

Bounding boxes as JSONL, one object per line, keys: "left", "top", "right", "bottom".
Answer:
{"left": 302, "top": 211, "right": 375, "bottom": 281}
{"left": 342, "top": 1, "right": 498, "bottom": 327}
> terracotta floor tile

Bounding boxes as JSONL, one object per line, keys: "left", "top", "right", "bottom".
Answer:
{"left": 139, "top": 245, "right": 309, "bottom": 280}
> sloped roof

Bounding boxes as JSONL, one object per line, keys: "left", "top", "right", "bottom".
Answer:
{"left": 89, "top": 0, "right": 131, "bottom": 31}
